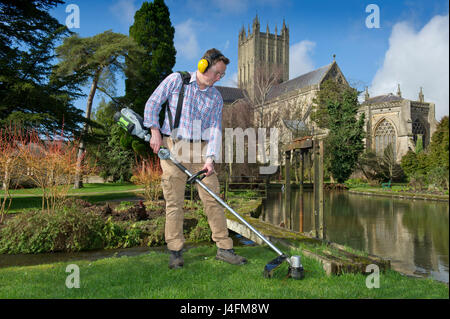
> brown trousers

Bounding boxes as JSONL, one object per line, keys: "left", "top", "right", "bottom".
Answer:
{"left": 160, "top": 137, "right": 233, "bottom": 251}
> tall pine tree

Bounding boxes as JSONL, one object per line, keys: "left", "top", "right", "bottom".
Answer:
{"left": 125, "top": 0, "right": 176, "bottom": 115}
{"left": 0, "top": 0, "right": 86, "bottom": 137}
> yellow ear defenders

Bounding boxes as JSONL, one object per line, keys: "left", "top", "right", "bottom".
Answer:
{"left": 197, "top": 57, "right": 210, "bottom": 74}
{"left": 198, "top": 52, "right": 223, "bottom": 74}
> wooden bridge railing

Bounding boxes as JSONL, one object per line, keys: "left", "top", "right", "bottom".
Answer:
{"left": 184, "top": 175, "right": 268, "bottom": 201}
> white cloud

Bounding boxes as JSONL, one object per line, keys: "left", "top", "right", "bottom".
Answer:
{"left": 109, "top": 0, "right": 137, "bottom": 26}
{"left": 224, "top": 40, "right": 230, "bottom": 50}
{"left": 289, "top": 40, "right": 316, "bottom": 79}
{"left": 174, "top": 19, "right": 200, "bottom": 60}
{"left": 369, "top": 14, "right": 449, "bottom": 120}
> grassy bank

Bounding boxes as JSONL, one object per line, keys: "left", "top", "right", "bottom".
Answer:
{"left": 347, "top": 184, "right": 449, "bottom": 201}
{"left": 0, "top": 245, "right": 447, "bottom": 299}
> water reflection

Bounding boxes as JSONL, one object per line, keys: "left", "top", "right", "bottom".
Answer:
{"left": 262, "top": 189, "right": 449, "bottom": 283}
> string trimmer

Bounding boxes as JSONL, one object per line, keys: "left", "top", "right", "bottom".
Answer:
{"left": 114, "top": 107, "right": 304, "bottom": 279}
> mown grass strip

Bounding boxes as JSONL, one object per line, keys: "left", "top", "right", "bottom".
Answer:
{"left": 0, "top": 245, "right": 447, "bottom": 299}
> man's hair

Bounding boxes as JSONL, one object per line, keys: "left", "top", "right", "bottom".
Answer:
{"left": 203, "top": 48, "right": 230, "bottom": 66}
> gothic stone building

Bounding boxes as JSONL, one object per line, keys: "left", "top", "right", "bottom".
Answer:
{"left": 358, "top": 85, "right": 438, "bottom": 161}
{"left": 216, "top": 15, "right": 437, "bottom": 162}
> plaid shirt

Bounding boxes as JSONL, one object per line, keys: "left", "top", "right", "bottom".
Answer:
{"left": 143, "top": 71, "right": 223, "bottom": 159}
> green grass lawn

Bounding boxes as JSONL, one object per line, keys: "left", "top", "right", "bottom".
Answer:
{"left": 0, "top": 245, "right": 447, "bottom": 299}
{"left": 0, "top": 183, "right": 145, "bottom": 213}
{"left": 0, "top": 183, "right": 143, "bottom": 196}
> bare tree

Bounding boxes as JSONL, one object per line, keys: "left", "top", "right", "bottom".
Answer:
{"left": 238, "top": 64, "right": 284, "bottom": 169}
{"left": 222, "top": 99, "right": 255, "bottom": 180}
{"left": 222, "top": 99, "right": 254, "bottom": 130}
{"left": 242, "top": 63, "right": 283, "bottom": 128}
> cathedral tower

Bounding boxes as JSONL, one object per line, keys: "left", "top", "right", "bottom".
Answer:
{"left": 238, "top": 15, "right": 289, "bottom": 99}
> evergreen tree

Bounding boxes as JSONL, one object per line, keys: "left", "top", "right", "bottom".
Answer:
{"left": 415, "top": 135, "right": 424, "bottom": 154}
{"left": 90, "top": 99, "right": 135, "bottom": 182}
{"left": 312, "top": 80, "right": 365, "bottom": 183}
{"left": 401, "top": 117, "right": 448, "bottom": 181}
{"left": 378, "top": 143, "right": 404, "bottom": 181}
{"left": 427, "top": 116, "right": 449, "bottom": 170}
{"left": 125, "top": 0, "right": 176, "bottom": 115}
{"left": 401, "top": 150, "right": 419, "bottom": 178}
{"left": 0, "top": 0, "right": 86, "bottom": 136}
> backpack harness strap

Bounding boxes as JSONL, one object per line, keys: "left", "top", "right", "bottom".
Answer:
{"left": 166, "top": 71, "right": 191, "bottom": 132}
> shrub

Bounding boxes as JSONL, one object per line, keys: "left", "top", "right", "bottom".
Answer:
{"left": 0, "top": 202, "right": 148, "bottom": 253}
{"left": 187, "top": 209, "right": 212, "bottom": 243}
{"left": 427, "top": 167, "right": 449, "bottom": 191}
{"left": 408, "top": 172, "right": 426, "bottom": 192}
{"left": 345, "top": 178, "right": 366, "bottom": 188}
{"left": 102, "top": 217, "right": 143, "bottom": 248}
{"left": 401, "top": 150, "right": 418, "bottom": 178}
{"left": 20, "top": 130, "right": 96, "bottom": 213}
{"left": 0, "top": 127, "right": 96, "bottom": 214}
{"left": 0, "top": 204, "right": 104, "bottom": 254}
{"left": 0, "top": 126, "right": 22, "bottom": 222}
{"left": 427, "top": 116, "right": 449, "bottom": 170}
{"left": 114, "top": 201, "right": 135, "bottom": 212}
{"left": 140, "top": 216, "right": 166, "bottom": 247}
{"left": 131, "top": 157, "right": 162, "bottom": 202}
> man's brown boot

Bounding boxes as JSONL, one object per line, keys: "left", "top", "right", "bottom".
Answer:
{"left": 216, "top": 248, "right": 247, "bottom": 265}
{"left": 169, "top": 249, "right": 184, "bottom": 269}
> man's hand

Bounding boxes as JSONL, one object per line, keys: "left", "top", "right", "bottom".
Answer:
{"left": 202, "top": 157, "right": 215, "bottom": 176}
{"left": 149, "top": 128, "right": 162, "bottom": 154}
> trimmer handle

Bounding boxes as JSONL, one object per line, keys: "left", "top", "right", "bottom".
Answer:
{"left": 187, "top": 169, "right": 208, "bottom": 184}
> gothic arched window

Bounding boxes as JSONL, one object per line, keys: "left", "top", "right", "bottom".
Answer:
{"left": 412, "top": 118, "right": 427, "bottom": 147}
{"left": 374, "top": 119, "right": 396, "bottom": 156}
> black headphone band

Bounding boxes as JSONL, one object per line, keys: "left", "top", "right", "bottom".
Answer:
{"left": 203, "top": 52, "right": 224, "bottom": 64}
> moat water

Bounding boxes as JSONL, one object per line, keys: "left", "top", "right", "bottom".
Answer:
{"left": 261, "top": 189, "right": 449, "bottom": 283}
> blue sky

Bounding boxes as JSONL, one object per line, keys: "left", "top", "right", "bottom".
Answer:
{"left": 50, "top": 0, "right": 449, "bottom": 120}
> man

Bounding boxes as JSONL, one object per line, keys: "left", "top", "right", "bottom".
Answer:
{"left": 143, "top": 48, "right": 247, "bottom": 269}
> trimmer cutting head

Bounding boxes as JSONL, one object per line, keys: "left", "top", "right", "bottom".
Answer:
{"left": 288, "top": 255, "right": 305, "bottom": 280}
{"left": 263, "top": 254, "right": 304, "bottom": 280}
